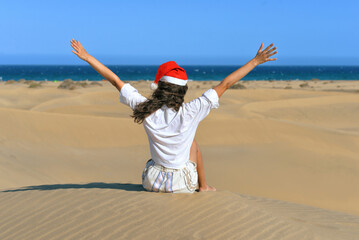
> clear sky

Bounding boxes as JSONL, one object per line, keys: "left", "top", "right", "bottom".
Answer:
{"left": 0, "top": 0, "right": 358, "bottom": 65}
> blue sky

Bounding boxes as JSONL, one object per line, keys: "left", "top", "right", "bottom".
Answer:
{"left": 0, "top": 0, "right": 358, "bottom": 65}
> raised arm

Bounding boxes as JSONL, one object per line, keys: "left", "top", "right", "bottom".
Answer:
{"left": 70, "top": 39, "right": 125, "bottom": 92}
{"left": 213, "top": 43, "right": 277, "bottom": 98}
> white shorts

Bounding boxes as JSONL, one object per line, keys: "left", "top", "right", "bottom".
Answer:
{"left": 142, "top": 159, "right": 198, "bottom": 193}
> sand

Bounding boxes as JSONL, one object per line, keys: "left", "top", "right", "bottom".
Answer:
{"left": 0, "top": 79, "right": 359, "bottom": 239}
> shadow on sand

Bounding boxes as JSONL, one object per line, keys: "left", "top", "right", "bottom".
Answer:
{"left": 2, "top": 182, "right": 145, "bottom": 192}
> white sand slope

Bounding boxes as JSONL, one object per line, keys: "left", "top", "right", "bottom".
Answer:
{"left": 0, "top": 187, "right": 359, "bottom": 240}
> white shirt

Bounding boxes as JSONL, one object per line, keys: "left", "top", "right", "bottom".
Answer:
{"left": 119, "top": 83, "right": 219, "bottom": 169}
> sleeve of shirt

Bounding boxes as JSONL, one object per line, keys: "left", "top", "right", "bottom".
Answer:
{"left": 119, "top": 83, "right": 147, "bottom": 110}
{"left": 184, "top": 88, "right": 220, "bottom": 122}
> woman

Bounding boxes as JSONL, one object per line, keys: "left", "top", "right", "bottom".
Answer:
{"left": 70, "top": 39, "right": 277, "bottom": 193}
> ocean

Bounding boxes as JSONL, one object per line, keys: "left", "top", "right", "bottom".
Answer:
{"left": 0, "top": 65, "right": 359, "bottom": 82}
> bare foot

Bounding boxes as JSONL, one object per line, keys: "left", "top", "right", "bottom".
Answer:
{"left": 199, "top": 185, "right": 216, "bottom": 192}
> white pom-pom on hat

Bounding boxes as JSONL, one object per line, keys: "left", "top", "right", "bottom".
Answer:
{"left": 150, "top": 82, "right": 158, "bottom": 90}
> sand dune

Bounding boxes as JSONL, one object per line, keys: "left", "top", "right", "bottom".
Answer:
{"left": 239, "top": 92, "right": 359, "bottom": 133}
{"left": 1, "top": 80, "right": 359, "bottom": 239}
{"left": 1, "top": 186, "right": 359, "bottom": 240}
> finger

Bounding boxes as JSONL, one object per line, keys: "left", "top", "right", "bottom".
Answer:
{"left": 267, "top": 46, "right": 277, "bottom": 54}
{"left": 77, "top": 41, "right": 84, "bottom": 48}
{"left": 72, "top": 50, "right": 80, "bottom": 56}
{"left": 71, "top": 47, "right": 79, "bottom": 53}
{"left": 257, "top": 43, "right": 263, "bottom": 53}
{"left": 71, "top": 44, "right": 79, "bottom": 51}
{"left": 263, "top": 43, "right": 274, "bottom": 52}
{"left": 70, "top": 41, "right": 78, "bottom": 49}
{"left": 267, "top": 58, "right": 277, "bottom": 61}
{"left": 268, "top": 51, "right": 278, "bottom": 57}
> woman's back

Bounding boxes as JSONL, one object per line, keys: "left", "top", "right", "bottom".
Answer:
{"left": 120, "top": 83, "right": 219, "bottom": 169}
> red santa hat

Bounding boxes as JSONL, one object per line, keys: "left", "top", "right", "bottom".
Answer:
{"left": 150, "top": 61, "right": 188, "bottom": 90}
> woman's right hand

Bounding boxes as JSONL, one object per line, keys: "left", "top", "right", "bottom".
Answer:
{"left": 70, "top": 39, "right": 90, "bottom": 62}
{"left": 253, "top": 43, "right": 277, "bottom": 65}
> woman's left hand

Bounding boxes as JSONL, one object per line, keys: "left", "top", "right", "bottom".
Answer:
{"left": 70, "top": 39, "right": 90, "bottom": 62}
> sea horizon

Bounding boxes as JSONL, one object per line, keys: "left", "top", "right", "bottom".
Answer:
{"left": 1, "top": 65, "right": 359, "bottom": 81}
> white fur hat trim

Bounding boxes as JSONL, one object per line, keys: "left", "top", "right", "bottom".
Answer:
{"left": 160, "top": 76, "right": 187, "bottom": 86}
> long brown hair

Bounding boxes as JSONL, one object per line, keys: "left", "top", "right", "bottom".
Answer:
{"left": 131, "top": 81, "right": 188, "bottom": 124}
